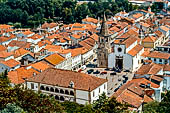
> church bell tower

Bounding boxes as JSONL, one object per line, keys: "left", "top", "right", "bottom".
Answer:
{"left": 97, "top": 12, "right": 111, "bottom": 68}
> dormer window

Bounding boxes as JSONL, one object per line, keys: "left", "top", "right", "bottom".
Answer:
{"left": 69, "top": 81, "right": 74, "bottom": 88}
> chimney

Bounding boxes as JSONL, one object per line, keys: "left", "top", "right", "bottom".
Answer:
{"left": 33, "top": 72, "right": 36, "bottom": 77}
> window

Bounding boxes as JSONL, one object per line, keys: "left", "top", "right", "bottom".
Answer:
{"left": 165, "top": 60, "right": 168, "bottom": 64}
{"left": 99, "top": 88, "right": 100, "bottom": 93}
{"left": 60, "top": 89, "right": 64, "bottom": 94}
{"left": 55, "top": 95, "right": 59, "bottom": 100}
{"left": 50, "top": 87, "right": 54, "bottom": 92}
{"left": 117, "top": 47, "right": 122, "bottom": 52}
{"left": 159, "top": 59, "right": 162, "bottom": 62}
{"left": 154, "top": 58, "right": 156, "bottom": 61}
{"left": 93, "top": 91, "right": 95, "bottom": 97}
{"left": 104, "top": 84, "right": 106, "bottom": 89}
{"left": 31, "top": 83, "right": 34, "bottom": 89}
{"left": 148, "top": 58, "right": 151, "bottom": 60}
{"left": 65, "top": 90, "right": 69, "bottom": 95}
{"left": 70, "top": 91, "right": 74, "bottom": 96}
{"left": 40, "top": 86, "right": 45, "bottom": 90}
{"left": 46, "top": 87, "right": 49, "bottom": 91}
{"left": 55, "top": 88, "right": 59, "bottom": 93}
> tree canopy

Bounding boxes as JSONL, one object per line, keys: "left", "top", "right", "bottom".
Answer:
{"left": 0, "top": 72, "right": 128, "bottom": 113}
{"left": 0, "top": 0, "right": 138, "bottom": 28}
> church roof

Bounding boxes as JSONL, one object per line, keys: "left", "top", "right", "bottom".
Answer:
{"left": 99, "top": 12, "right": 109, "bottom": 37}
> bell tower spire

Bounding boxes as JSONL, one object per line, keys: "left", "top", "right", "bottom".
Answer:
{"left": 100, "top": 12, "right": 109, "bottom": 37}
{"left": 97, "top": 12, "right": 111, "bottom": 68}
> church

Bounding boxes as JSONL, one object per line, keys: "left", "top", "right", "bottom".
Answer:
{"left": 97, "top": 13, "right": 145, "bottom": 72}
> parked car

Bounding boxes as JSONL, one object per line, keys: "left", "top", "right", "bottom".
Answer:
{"left": 115, "top": 69, "right": 121, "bottom": 73}
{"left": 123, "top": 79, "right": 127, "bottom": 84}
{"left": 81, "top": 65, "right": 86, "bottom": 70}
{"left": 123, "top": 75, "right": 127, "bottom": 78}
{"left": 111, "top": 67, "right": 116, "bottom": 71}
{"left": 78, "top": 69, "right": 82, "bottom": 73}
{"left": 87, "top": 69, "right": 94, "bottom": 74}
{"left": 124, "top": 70, "right": 130, "bottom": 72}
{"left": 93, "top": 70, "right": 100, "bottom": 74}
{"left": 110, "top": 72, "right": 116, "bottom": 75}
{"left": 86, "top": 64, "right": 97, "bottom": 68}
{"left": 105, "top": 68, "right": 110, "bottom": 71}
{"left": 100, "top": 71, "right": 107, "bottom": 75}
{"left": 93, "top": 59, "right": 97, "bottom": 62}
{"left": 118, "top": 78, "right": 121, "bottom": 81}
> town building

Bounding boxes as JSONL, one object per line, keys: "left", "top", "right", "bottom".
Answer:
{"left": 26, "top": 68, "right": 107, "bottom": 105}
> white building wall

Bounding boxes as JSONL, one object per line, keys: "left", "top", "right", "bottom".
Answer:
{"left": 27, "top": 82, "right": 39, "bottom": 91}
{"left": 90, "top": 82, "right": 107, "bottom": 104}
{"left": 76, "top": 90, "right": 89, "bottom": 105}
{"left": 124, "top": 54, "right": 133, "bottom": 70}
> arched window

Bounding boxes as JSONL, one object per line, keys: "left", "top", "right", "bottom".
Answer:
{"left": 50, "top": 94, "right": 53, "bottom": 97}
{"left": 55, "top": 88, "right": 59, "bottom": 93}
{"left": 55, "top": 95, "right": 59, "bottom": 100}
{"left": 65, "top": 90, "right": 69, "bottom": 95}
{"left": 46, "top": 87, "right": 49, "bottom": 91}
{"left": 60, "top": 89, "right": 64, "bottom": 94}
{"left": 40, "top": 86, "right": 45, "bottom": 90}
{"left": 60, "top": 96, "right": 65, "bottom": 101}
{"left": 50, "top": 87, "right": 54, "bottom": 92}
{"left": 70, "top": 91, "right": 74, "bottom": 96}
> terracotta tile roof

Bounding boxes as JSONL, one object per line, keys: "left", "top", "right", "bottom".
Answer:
{"left": 122, "top": 37, "right": 137, "bottom": 48}
{"left": 27, "top": 68, "right": 107, "bottom": 91}
{"left": 0, "top": 59, "right": 20, "bottom": 68}
{"left": 163, "top": 64, "right": 170, "bottom": 71}
{"left": 69, "top": 47, "right": 88, "bottom": 57}
{"left": 141, "top": 48, "right": 151, "bottom": 57}
{"left": 8, "top": 40, "right": 27, "bottom": 48}
{"left": 144, "top": 95, "right": 153, "bottom": 103}
{"left": 145, "top": 89, "right": 155, "bottom": 97}
{"left": 0, "top": 45, "right": 6, "bottom": 52}
{"left": 46, "top": 34, "right": 59, "bottom": 39}
{"left": 151, "top": 75, "right": 164, "bottom": 82}
{"left": 22, "top": 31, "right": 34, "bottom": 35}
{"left": 116, "top": 89, "right": 143, "bottom": 108}
{"left": 71, "top": 27, "right": 85, "bottom": 31}
{"left": 154, "top": 30, "right": 163, "bottom": 37}
{"left": 90, "top": 33, "right": 99, "bottom": 41}
{"left": 13, "top": 48, "right": 30, "bottom": 58}
{"left": 71, "top": 34, "right": 81, "bottom": 39}
{"left": 109, "top": 26, "right": 120, "bottom": 32}
{"left": 42, "top": 22, "right": 58, "bottom": 29}
{"left": 135, "top": 63, "right": 163, "bottom": 75}
{"left": 132, "top": 13, "right": 143, "bottom": 19}
{"left": 0, "top": 36, "right": 14, "bottom": 43}
{"left": 8, "top": 67, "right": 39, "bottom": 84}
{"left": 146, "top": 51, "right": 170, "bottom": 59}
{"left": 30, "top": 61, "right": 50, "bottom": 71}
{"left": 27, "top": 34, "right": 42, "bottom": 40}
{"left": 160, "top": 26, "right": 169, "bottom": 32}
{"left": 64, "top": 37, "right": 72, "bottom": 41}
{"left": 0, "top": 24, "right": 13, "bottom": 29}
{"left": 142, "top": 36, "right": 157, "bottom": 43}
{"left": 79, "top": 39, "right": 93, "bottom": 50}
{"left": 44, "top": 53, "right": 65, "bottom": 66}
{"left": 0, "top": 51, "right": 13, "bottom": 58}
{"left": 82, "top": 17, "right": 98, "bottom": 24}
{"left": 128, "top": 44, "right": 143, "bottom": 56}
{"left": 142, "top": 22, "right": 150, "bottom": 28}
{"left": 44, "top": 45, "right": 61, "bottom": 52}
{"left": 37, "top": 41, "right": 46, "bottom": 47}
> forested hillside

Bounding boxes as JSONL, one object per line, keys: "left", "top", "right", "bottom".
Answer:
{"left": 0, "top": 0, "right": 137, "bottom": 28}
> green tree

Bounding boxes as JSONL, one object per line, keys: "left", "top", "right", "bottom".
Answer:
{"left": 0, "top": 103, "right": 26, "bottom": 113}
{"left": 143, "top": 101, "right": 160, "bottom": 113}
